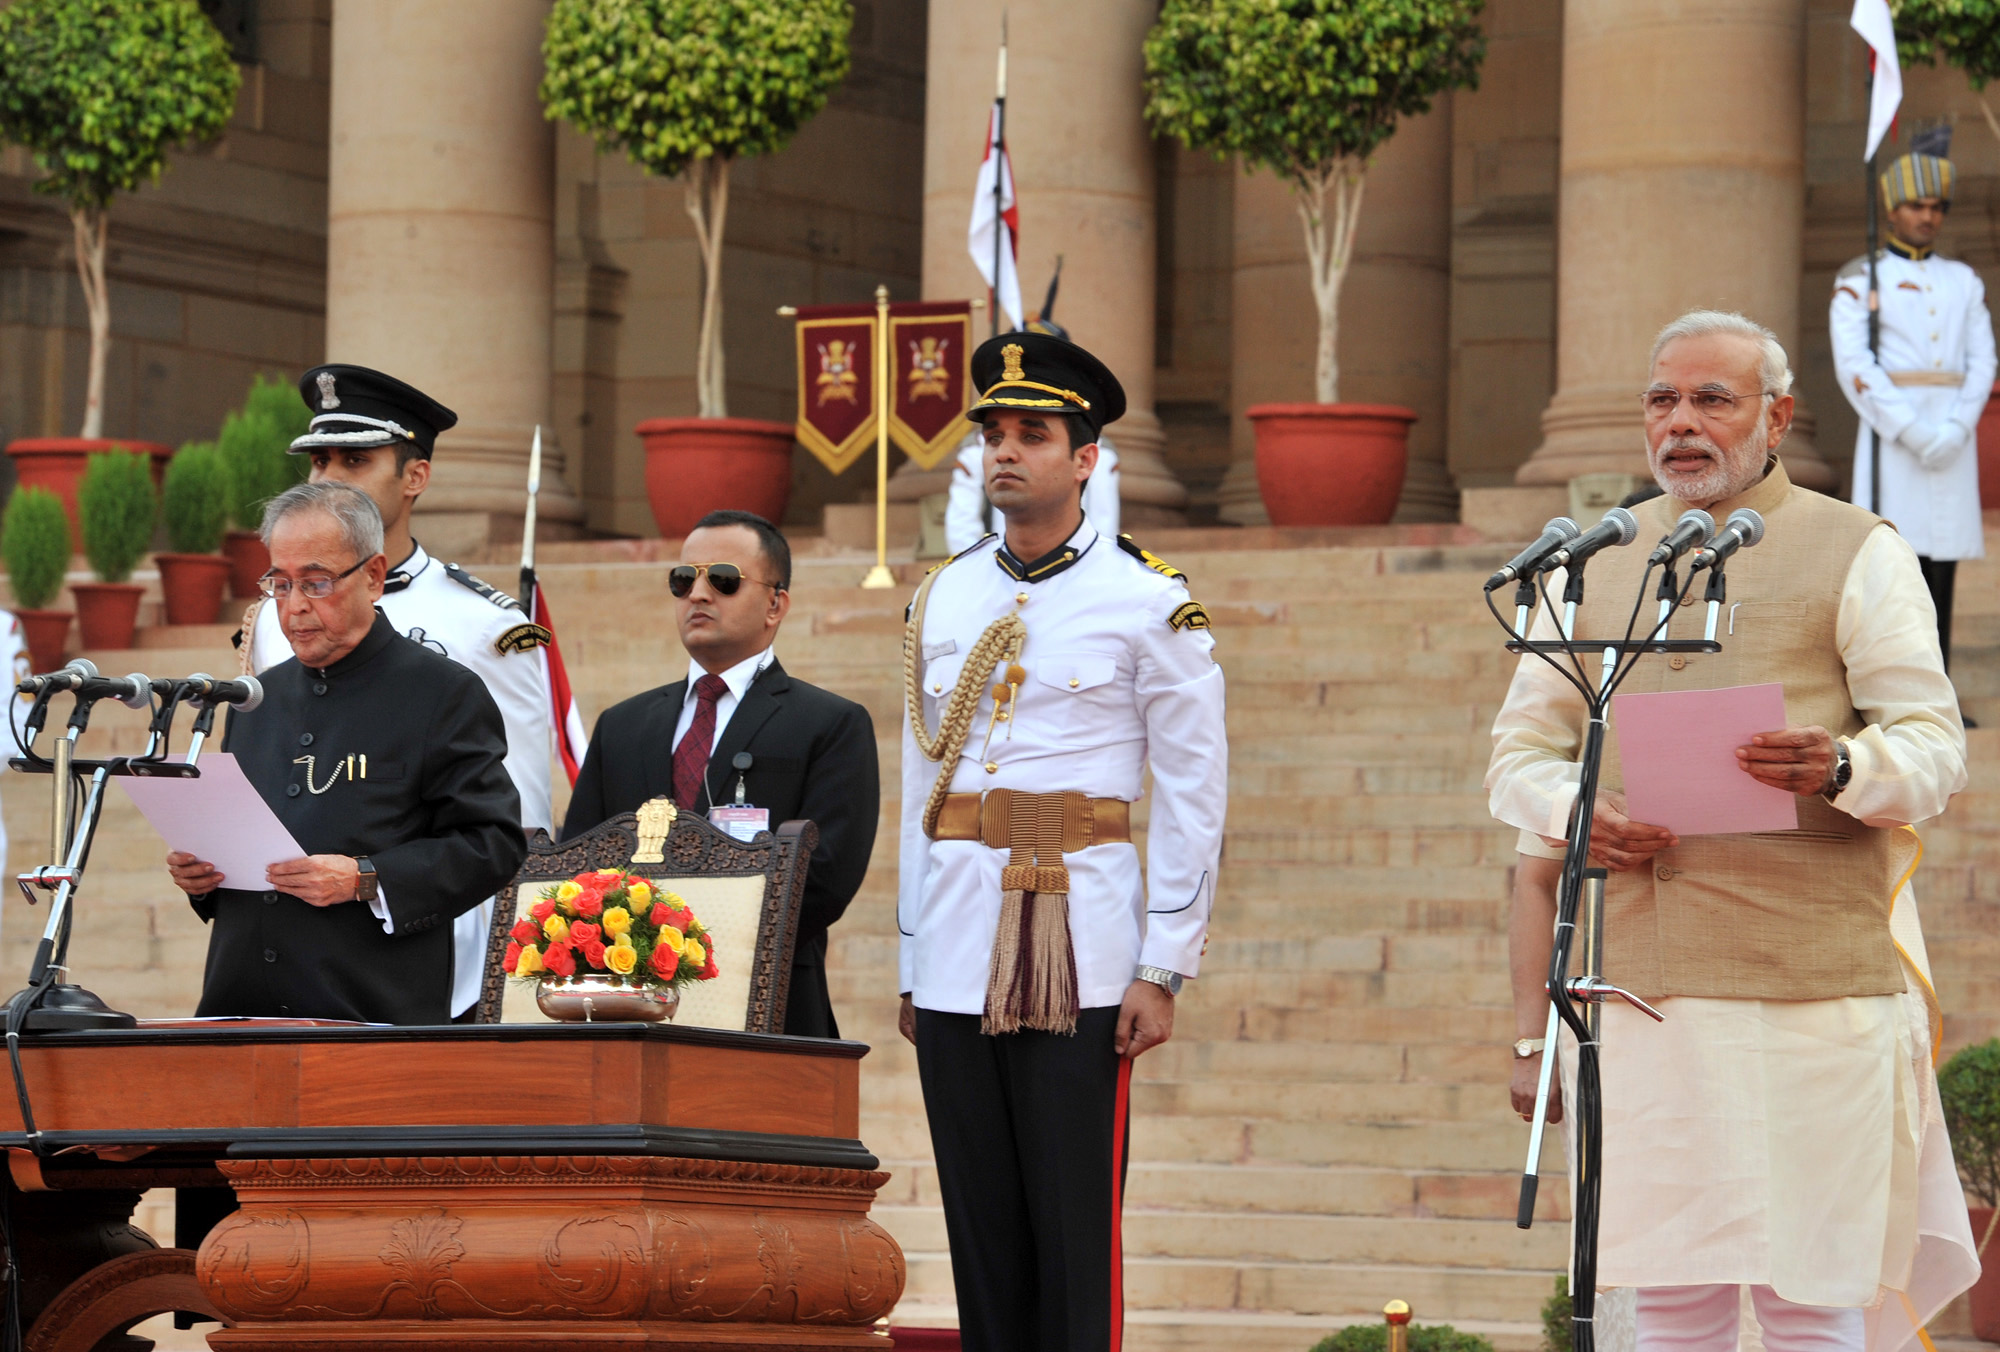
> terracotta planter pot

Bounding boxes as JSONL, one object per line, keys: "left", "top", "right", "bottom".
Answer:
{"left": 1969, "top": 1206, "right": 2000, "bottom": 1341}
{"left": 1248, "top": 403, "right": 1417, "bottom": 526}
{"left": 70, "top": 582, "right": 145, "bottom": 651}
{"left": 155, "top": 553, "right": 232, "bottom": 626}
{"left": 1978, "top": 385, "right": 2000, "bottom": 511}
{"left": 5, "top": 438, "right": 175, "bottom": 536}
{"left": 15, "top": 609, "right": 72, "bottom": 673}
{"left": 636, "top": 417, "right": 795, "bottom": 539}
{"left": 222, "top": 529, "right": 271, "bottom": 599}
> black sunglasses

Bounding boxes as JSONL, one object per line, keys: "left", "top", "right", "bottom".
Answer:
{"left": 668, "top": 563, "right": 782, "bottom": 599}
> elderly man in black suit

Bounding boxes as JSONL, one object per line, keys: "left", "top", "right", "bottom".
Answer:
{"left": 561, "top": 510, "right": 879, "bottom": 1038}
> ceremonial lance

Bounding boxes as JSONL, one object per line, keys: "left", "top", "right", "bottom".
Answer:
{"left": 519, "top": 426, "right": 542, "bottom": 616}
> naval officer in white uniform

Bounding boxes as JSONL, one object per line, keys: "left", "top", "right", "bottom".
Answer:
{"left": 1832, "top": 130, "right": 1995, "bottom": 678}
{"left": 899, "top": 331, "right": 1227, "bottom": 1352}
{"left": 240, "top": 365, "right": 554, "bottom": 1020}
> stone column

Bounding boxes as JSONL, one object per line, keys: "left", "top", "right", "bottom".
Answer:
{"left": 326, "top": 0, "right": 582, "bottom": 553}
{"left": 1218, "top": 104, "right": 1457, "bottom": 525}
{"left": 1515, "top": 0, "right": 1832, "bottom": 489}
{"left": 915, "top": 0, "right": 1186, "bottom": 524}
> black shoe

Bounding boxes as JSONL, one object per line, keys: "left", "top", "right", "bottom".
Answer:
{"left": 1965, "top": 714, "right": 1980, "bottom": 729}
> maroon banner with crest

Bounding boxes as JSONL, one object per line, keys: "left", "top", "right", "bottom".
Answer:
{"left": 794, "top": 304, "right": 878, "bottom": 474}
{"left": 888, "top": 301, "right": 973, "bottom": 470}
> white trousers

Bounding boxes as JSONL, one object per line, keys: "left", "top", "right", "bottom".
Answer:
{"left": 1635, "top": 1285, "right": 1865, "bottom": 1352}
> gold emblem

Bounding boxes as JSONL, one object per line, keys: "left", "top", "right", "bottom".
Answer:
{"left": 316, "top": 371, "right": 340, "bottom": 410}
{"left": 908, "top": 336, "right": 951, "bottom": 400}
{"left": 494, "top": 622, "right": 551, "bottom": 655}
{"left": 815, "top": 340, "right": 860, "bottom": 405}
{"left": 632, "top": 796, "right": 678, "bottom": 864}
{"left": 1168, "top": 601, "right": 1211, "bottom": 632}
{"left": 1001, "top": 342, "right": 1025, "bottom": 382}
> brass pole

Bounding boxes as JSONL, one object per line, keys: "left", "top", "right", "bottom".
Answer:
{"left": 861, "top": 283, "right": 896, "bottom": 589}
{"left": 49, "top": 733, "right": 72, "bottom": 864}
{"left": 1385, "top": 1300, "right": 1412, "bottom": 1352}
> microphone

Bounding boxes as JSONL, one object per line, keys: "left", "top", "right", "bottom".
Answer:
{"left": 19, "top": 658, "right": 100, "bottom": 696}
{"left": 180, "top": 673, "right": 265, "bottom": 712}
{"left": 17, "top": 659, "right": 149, "bottom": 708}
{"left": 1688, "top": 508, "right": 1766, "bottom": 571}
{"left": 1546, "top": 507, "right": 1640, "bottom": 572}
{"left": 1484, "top": 517, "right": 1582, "bottom": 590}
{"left": 1646, "top": 509, "right": 1716, "bottom": 566}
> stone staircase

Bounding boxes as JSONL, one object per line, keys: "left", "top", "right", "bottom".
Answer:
{"left": 4, "top": 521, "right": 1995, "bottom": 1352}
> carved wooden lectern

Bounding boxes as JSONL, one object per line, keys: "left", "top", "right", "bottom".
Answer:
{"left": 0, "top": 809, "right": 902, "bottom": 1351}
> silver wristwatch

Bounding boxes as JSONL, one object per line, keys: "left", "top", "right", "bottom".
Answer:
{"left": 1136, "top": 964, "right": 1183, "bottom": 996}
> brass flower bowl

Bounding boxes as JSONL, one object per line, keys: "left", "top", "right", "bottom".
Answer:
{"left": 534, "top": 975, "right": 680, "bottom": 1023}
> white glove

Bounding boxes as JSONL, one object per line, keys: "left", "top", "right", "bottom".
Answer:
{"left": 1917, "top": 419, "right": 1973, "bottom": 469}
{"left": 1897, "top": 419, "right": 1943, "bottom": 457}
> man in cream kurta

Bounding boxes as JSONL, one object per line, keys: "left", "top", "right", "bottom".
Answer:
{"left": 1488, "top": 311, "right": 1976, "bottom": 1352}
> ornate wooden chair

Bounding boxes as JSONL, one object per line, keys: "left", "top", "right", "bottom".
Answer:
{"left": 478, "top": 799, "right": 817, "bottom": 1032}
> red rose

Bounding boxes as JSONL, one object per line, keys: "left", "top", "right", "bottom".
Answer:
{"left": 649, "top": 945, "right": 678, "bottom": 979}
{"left": 667, "top": 908, "right": 692, "bottom": 931}
{"left": 569, "top": 921, "right": 601, "bottom": 945}
{"left": 648, "top": 903, "right": 672, "bottom": 926}
{"left": 573, "top": 892, "right": 604, "bottom": 919}
{"left": 510, "top": 917, "right": 539, "bottom": 944}
{"left": 529, "top": 897, "right": 555, "bottom": 922}
{"left": 582, "top": 939, "right": 608, "bottom": 970}
{"left": 542, "top": 941, "right": 576, "bottom": 978}
{"left": 503, "top": 941, "right": 522, "bottom": 974}
{"left": 701, "top": 955, "right": 718, "bottom": 980}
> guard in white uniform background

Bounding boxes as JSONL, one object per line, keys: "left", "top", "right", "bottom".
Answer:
{"left": 899, "top": 332, "right": 1227, "bottom": 1352}
{"left": 1831, "top": 127, "right": 1995, "bottom": 678}
{"left": 239, "top": 365, "right": 553, "bottom": 1019}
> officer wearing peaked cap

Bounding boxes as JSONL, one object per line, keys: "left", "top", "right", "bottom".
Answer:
{"left": 241, "top": 364, "right": 556, "bottom": 1021}
{"left": 898, "top": 331, "right": 1228, "bottom": 1351}
{"left": 1831, "top": 126, "right": 1995, "bottom": 687}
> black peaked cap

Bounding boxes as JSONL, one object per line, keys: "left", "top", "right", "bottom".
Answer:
{"left": 292, "top": 364, "right": 459, "bottom": 458}
{"left": 966, "top": 331, "right": 1126, "bottom": 439}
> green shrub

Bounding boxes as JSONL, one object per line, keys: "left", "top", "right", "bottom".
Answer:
{"left": 218, "top": 374, "right": 309, "bottom": 529}
{"left": 76, "top": 447, "right": 157, "bottom": 583}
{"left": 1542, "top": 1275, "right": 1573, "bottom": 1352}
{"left": 2, "top": 487, "right": 71, "bottom": 610}
{"left": 1310, "top": 1322, "right": 1496, "bottom": 1352}
{"left": 162, "top": 441, "right": 228, "bottom": 554}
{"left": 1940, "top": 1038, "right": 2000, "bottom": 1207}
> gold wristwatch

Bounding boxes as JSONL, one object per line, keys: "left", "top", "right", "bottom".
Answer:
{"left": 1512, "top": 1037, "right": 1545, "bottom": 1059}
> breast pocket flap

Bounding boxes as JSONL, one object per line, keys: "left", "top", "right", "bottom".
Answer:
{"left": 1036, "top": 653, "right": 1117, "bottom": 693}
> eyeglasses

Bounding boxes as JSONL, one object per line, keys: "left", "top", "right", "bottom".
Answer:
{"left": 1639, "top": 387, "right": 1777, "bottom": 420}
{"left": 668, "top": 563, "right": 782, "bottom": 599}
{"left": 259, "top": 558, "right": 369, "bottom": 600}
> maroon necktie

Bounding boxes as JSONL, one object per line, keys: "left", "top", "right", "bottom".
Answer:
{"left": 672, "top": 674, "right": 730, "bottom": 810}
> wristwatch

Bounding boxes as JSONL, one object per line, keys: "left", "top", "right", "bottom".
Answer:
{"left": 1513, "top": 1037, "right": 1546, "bottom": 1059}
{"left": 1826, "top": 740, "right": 1853, "bottom": 799}
{"left": 1136, "top": 965, "right": 1183, "bottom": 997}
{"left": 355, "top": 856, "right": 379, "bottom": 904}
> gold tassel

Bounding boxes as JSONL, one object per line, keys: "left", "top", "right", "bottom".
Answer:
{"left": 982, "top": 887, "right": 1080, "bottom": 1036}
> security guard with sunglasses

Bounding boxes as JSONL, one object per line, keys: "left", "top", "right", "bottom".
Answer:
{"left": 560, "top": 509, "right": 879, "bottom": 1038}
{"left": 897, "top": 332, "right": 1228, "bottom": 1352}
{"left": 241, "top": 364, "right": 555, "bottom": 1021}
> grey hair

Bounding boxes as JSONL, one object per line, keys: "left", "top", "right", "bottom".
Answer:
{"left": 259, "top": 481, "right": 385, "bottom": 560}
{"left": 1649, "top": 309, "right": 1795, "bottom": 398}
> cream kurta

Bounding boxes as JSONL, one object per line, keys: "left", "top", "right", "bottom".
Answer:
{"left": 1489, "top": 515, "right": 1976, "bottom": 1342}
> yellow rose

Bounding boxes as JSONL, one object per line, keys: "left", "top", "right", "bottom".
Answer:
{"left": 662, "top": 891, "right": 686, "bottom": 908}
{"left": 515, "top": 944, "right": 544, "bottom": 977}
{"left": 543, "top": 914, "right": 570, "bottom": 943}
{"left": 595, "top": 868, "right": 622, "bottom": 878}
{"left": 554, "top": 881, "right": 583, "bottom": 915}
{"left": 606, "top": 943, "right": 637, "bottom": 975}
{"left": 626, "top": 881, "right": 652, "bottom": 909}
{"left": 602, "top": 906, "right": 632, "bottom": 937}
{"left": 656, "top": 926, "right": 684, "bottom": 957}
{"left": 683, "top": 938, "right": 706, "bottom": 968}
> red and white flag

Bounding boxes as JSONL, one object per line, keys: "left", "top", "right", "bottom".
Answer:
{"left": 532, "top": 588, "right": 589, "bottom": 785}
{"left": 1851, "top": 0, "right": 1902, "bottom": 160}
{"left": 968, "top": 100, "right": 1024, "bottom": 331}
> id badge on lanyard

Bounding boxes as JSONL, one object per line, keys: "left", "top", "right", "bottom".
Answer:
{"left": 708, "top": 751, "right": 769, "bottom": 840}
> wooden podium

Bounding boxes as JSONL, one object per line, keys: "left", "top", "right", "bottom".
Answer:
{"left": 0, "top": 1021, "right": 902, "bottom": 1350}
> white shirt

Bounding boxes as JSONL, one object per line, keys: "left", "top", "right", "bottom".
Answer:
{"left": 943, "top": 429, "right": 1122, "bottom": 554}
{"left": 250, "top": 543, "right": 553, "bottom": 1014}
{"left": 671, "top": 647, "right": 776, "bottom": 755}
{"left": 1831, "top": 246, "right": 1996, "bottom": 559}
{"left": 898, "top": 522, "right": 1227, "bottom": 1012}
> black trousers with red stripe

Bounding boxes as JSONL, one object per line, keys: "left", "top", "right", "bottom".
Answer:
{"left": 914, "top": 1006, "right": 1132, "bottom": 1352}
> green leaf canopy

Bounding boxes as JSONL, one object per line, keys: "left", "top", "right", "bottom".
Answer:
{"left": 1144, "top": 0, "right": 1485, "bottom": 185}
{"left": 0, "top": 0, "right": 240, "bottom": 211}
{"left": 1894, "top": 0, "right": 2000, "bottom": 87}
{"left": 540, "top": 0, "right": 852, "bottom": 176}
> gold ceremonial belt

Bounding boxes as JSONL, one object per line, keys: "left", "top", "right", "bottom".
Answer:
{"left": 1887, "top": 370, "right": 1965, "bottom": 387}
{"left": 930, "top": 790, "right": 1131, "bottom": 848}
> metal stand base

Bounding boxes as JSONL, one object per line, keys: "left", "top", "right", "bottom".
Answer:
{"left": 10, "top": 984, "right": 136, "bottom": 1032}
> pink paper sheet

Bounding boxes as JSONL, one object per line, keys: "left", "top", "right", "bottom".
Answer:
{"left": 1610, "top": 683, "right": 1800, "bottom": 837}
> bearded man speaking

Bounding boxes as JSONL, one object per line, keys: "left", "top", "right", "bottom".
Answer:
{"left": 1487, "top": 311, "right": 1977, "bottom": 1352}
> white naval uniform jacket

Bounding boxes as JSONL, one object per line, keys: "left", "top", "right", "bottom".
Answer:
{"left": 897, "top": 522, "right": 1228, "bottom": 1015}
{"left": 1831, "top": 245, "right": 1995, "bottom": 559}
{"left": 250, "top": 544, "right": 553, "bottom": 1015}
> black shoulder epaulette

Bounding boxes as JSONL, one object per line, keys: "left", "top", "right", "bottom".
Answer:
{"left": 906, "top": 533, "right": 996, "bottom": 621}
{"left": 1117, "top": 533, "right": 1189, "bottom": 584}
{"left": 445, "top": 562, "right": 524, "bottom": 612}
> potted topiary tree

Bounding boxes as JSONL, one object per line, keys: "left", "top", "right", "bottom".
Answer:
{"left": 0, "top": 0, "right": 240, "bottom": 525}
{"left": 156, "top": 441, "right": 232, "bottom": 625}
{"left": 1939, "top": 1037, "right": 2000, "bottom": 1339}
{"left": 2, "top": 486, "right": 74, "bottom": 671}
{"left": 540, "top": 0, "right": 851, "bottom": 535}
{"left": 217, "top": 374, "right": 309, "bottom": 597}
{"left": 1145, "top": 0, "right": 1485, "bottom": 525}
{"left": 72, "top": 448, "right": 157, "bottom": 650}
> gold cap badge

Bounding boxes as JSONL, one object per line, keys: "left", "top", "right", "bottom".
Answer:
{"left": 1001, "top": 343, "right": 1025, "bottom": 382}
{"left": 316, "top": 371, "right": 340, "bottom": 409}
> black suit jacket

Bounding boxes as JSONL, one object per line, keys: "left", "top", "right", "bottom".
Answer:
{"left": 560, "top": 657, "right": 878, "bottom": 1038}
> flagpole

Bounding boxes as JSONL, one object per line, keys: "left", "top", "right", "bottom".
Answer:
{"left": 992, "top": 15, "right": 1007, "bottom": 338}
{"left": 861, "top": 284, "right": 896, "bottom": 590}
{"left": 1866, "top": 71, "right": 1883, "bottom": 514}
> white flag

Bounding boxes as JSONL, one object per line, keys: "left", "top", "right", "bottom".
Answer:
{"left": 1851, "top": 0, "right": 1902, "bottom": 161}
{"left": 968, "top": 101, "right": 1024, "bottom": 331}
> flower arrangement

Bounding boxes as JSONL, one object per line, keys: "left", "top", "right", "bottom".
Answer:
{"left": 504, "top": 868, "right": 719, "bottom": 990}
